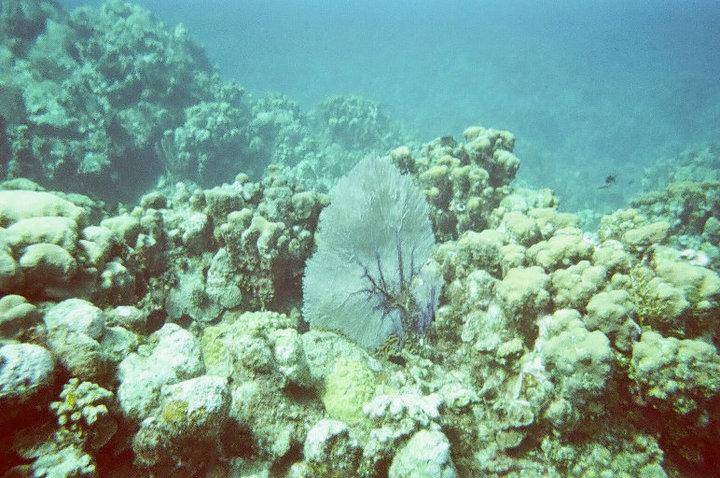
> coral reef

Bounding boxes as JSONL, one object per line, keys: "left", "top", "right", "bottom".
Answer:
{"left": 1, "top": 0, "right": 224, "bottom": 197}
{"left": 4, "top": 135, "right": 718, "bottom": 477}
{"left": 311, "top": 95, "right": 408, "bottom": 151}
{"left": 0, "top": 2, "right": 408, "bottom": 201}
{"left": 390, "top": 126, "right": 520, "bottom": 242}
{"left": 1, "top": 1, "right": 719, "bottom": 477}
{"left": 635, "top": 142, "right": 720, "bottom": 270}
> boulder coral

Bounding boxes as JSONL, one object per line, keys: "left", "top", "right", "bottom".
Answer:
{"left": 390, "top": 126, "right": 520, "bottom": 241}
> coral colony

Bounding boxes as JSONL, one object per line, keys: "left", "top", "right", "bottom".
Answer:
{"left": 303, "top": 156, "right": 443, "bottom": 352}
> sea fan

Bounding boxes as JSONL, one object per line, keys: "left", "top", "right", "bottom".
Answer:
{"left": 302, "top": 156, "right": 443, "bottom": 351}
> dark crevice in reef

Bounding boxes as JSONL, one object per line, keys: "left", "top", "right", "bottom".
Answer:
{"left": 269, "top": 443, "right": 302, "bottom": 478}
{"left": 219, "top": 422, "right": 257, "bottom": 460}
{"left": 283, "top": 382, "right": 318, "bottom": 405}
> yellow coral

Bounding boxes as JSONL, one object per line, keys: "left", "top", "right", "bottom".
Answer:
{"left": 322, "top": 357, "right": 377, "bottom": 425}
{"left": 161, "top": 400, "right": 189, "bottom": 427}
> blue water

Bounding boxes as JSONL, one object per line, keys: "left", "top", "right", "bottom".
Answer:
{"left": 62, "top": 0, "right": 720, "bottom": 209}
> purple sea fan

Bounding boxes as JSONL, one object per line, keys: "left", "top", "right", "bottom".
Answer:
{"left": 302, "top": 156, "right": 443, "bottom": 351}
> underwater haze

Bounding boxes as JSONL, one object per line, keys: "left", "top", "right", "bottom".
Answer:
{"left": 62, "top": 0, "right": 720, "bottom": 211}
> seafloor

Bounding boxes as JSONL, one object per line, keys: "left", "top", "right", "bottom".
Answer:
{"left": 1, "top": 1, "right": 719, "bottom": 478}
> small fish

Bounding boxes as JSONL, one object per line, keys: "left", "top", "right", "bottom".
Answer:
{"left": 599, "top": 173, "right": 617, "bottom": 189}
